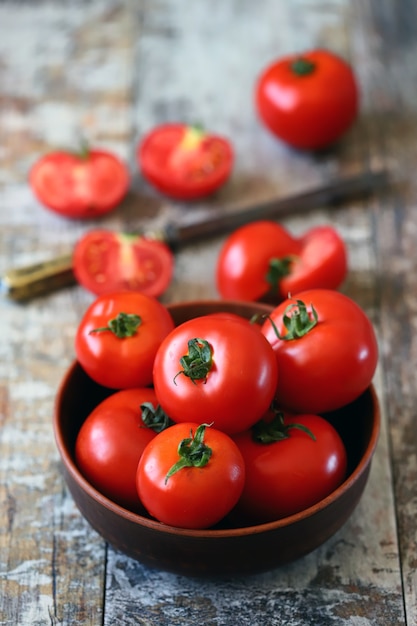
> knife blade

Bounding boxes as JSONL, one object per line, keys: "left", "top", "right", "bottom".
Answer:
{"left": 1, "top": 169, "right": 389, "bottom": 301}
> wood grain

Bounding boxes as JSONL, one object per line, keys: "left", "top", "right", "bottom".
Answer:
{"left": 0, "top": 0, "right": 414, "bottom": 624}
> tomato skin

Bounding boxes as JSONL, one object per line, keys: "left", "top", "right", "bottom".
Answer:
{"left": 261, "top": 289, "right": 378, "bottom": 413}
{"left": 216, "top": 221, "right": 347, "bottom": 302}
{"left": 153, "top": 316, "right": 278, "bottom": 435}
{"left": 75, "top": 388, "right": 160, "bottom": 512}
{"left": 233, "top": 413, "right": 347, "bottom": 523}
{"left": 136, "top": 422, "right": 246, "bottom": 528}
{"left": 137, "top": 123, "right": 234, "bottom": 200}
{"left": 75, "top": 292, "right": 175, "bottom": 389}
{"left": 72, "top": 229, "right": 174, "bottom": 298}
{"left": 29, "top": 149, "right": 129, "bottom": 218}
{"left": 255, "top": 49, "right": 359, "bottom": 150}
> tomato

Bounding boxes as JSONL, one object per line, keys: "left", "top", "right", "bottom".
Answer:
{"left": 216, "top": 221, "right": 347, "bottom": 302}
{"left": 29, "top": 148, "right": 129, "bottom": 218}
{"left": 261, "top": 289, "right": 378, "bottom": 413}
{"left": 233, "top": 411, "right": 347, "bottom": 523}
{"left": 75, "top": 291, "right": 175, "bottom": 389}
{"left": 153, "top": 315, "right": 278, "bottom": 435}
{"left": 255, "top": 49, "right": 359, "bottom": 150}
{"left": 136, "top": 422, "right": 245, "bottom": 528}
{"left": 75, "top": 388, "right": 170, "bottom": 512}
{"left": 137, "top": 123, "right": 234, "bottom": 200}
{"left": 72, "top": 229, "right": 174, "bottom": 298}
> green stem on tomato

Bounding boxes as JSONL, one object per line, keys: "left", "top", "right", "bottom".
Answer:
{"left": 173, "top": 337, "right": 213, "bottom": 385}
{"left": 252, "top": 408, "right": 316, "bottom": 444}
{"left": 140, "top": 402, "right": 173, "bottom": 433}
{"left": 291, "top": 57, "right": 316, "bottom": 76}
{"left": 265, "top": 256, "right": 296, "bottom": 291}
{"left": 266, "top": 299, "right": 318, "bottom": 341}
{"left": 89, "top": 312, "right": 142, "bottom": 338}
{"left": 165, "top": 423, "right": 213, "bottom": 484}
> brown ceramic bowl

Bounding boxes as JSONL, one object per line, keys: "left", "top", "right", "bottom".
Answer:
{"left": 54, "top": 300, "right": 380, "bottom": 577}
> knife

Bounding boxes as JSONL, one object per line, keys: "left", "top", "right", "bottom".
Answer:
{"left": 1, "top": 169, "right": 389, "bottom": 301}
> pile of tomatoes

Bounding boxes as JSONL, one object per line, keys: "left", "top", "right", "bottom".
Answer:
{"left": 74, "top": 287, "right": 378, "bottom": 530}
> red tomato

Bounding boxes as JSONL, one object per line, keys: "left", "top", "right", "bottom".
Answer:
{"left": 75, "top": 291, "right": 175, "bottom": 389}
{"left": 233, "top": 412, "right": 347, "bottom": 523}
{"left": 75, "top": 388, "right": 169, "bottom": 512}
{"left": 153, "top": 315, "right": 278, "bottom": 435}
{"left": 216, "top": 221, "right": 347, "bottom": 302}
{"left": 261, "top": 289, "right": 378, "bottom": 413}
{"left": 136, "top": 422, "right": 245, "bottom": 528}
{"left": 255, "top": 49, "right": 359, "bottom": 150}
{"left": 73, "top": 229, "right": 174, "bottom": 298}
{"left": 29, "top": 148, "right": 129, "bottom": 218}
{"left": 137, "top": 123, "right": 234, "bottom": 200}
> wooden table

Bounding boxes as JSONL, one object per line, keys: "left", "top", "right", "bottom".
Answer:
{"left": 0, "top": 1, "right": 415, "bottom": 624}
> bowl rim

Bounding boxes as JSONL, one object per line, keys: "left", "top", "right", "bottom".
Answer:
{"left": 54, "top": 299, "right": 381, "bottom": 538}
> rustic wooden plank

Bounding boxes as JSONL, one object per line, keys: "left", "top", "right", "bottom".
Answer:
{"left": 0, "top": 0, "right": 411, "bottom": 624}
{"left": 349, "top": 2, "right": 417, "bottom": 624}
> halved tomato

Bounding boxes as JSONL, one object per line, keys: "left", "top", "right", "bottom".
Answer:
{"left": 137, "top": 123, "right": 234, "bottom": 200}
{"left": 72, "top": 229, "right": 174, "bottom": 298}
{"left": 29, "top": 148, "right": 129, "bottom": 219}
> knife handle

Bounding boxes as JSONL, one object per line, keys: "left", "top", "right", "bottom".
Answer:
{"left": 1, "top": 254, "right": 75, "bottom": 301}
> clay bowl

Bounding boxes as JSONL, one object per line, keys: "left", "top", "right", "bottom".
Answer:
{"left": 53, "top": 299, "right": 380, "bottom": 577}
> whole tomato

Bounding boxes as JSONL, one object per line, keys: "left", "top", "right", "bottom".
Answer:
{"left": 255, "top": 49, "right": 359, "bottom": 150}
{"left": 153, "top": 315, "right": 278, "bottom": 435}
{"left": 73, "top": 229, "right": 174, "bottom": 298}
{"left": 137, "top": 123, "right": 234, "bottom": 200}
{"left": 136, "top": 422, "right": 246, "bottom": 528}
{"left": 216, "top": 220, "right": 347, "bottom": 302}
{"left": 75, "top": 388, "right": 170, "bottom": 512}
{"left": 75, "top": 291, "right": 174, "bottom": 389}
{"left": 29, "top": 147, "right": 129, "bottom": 218}
{"left": 233, "top": 411, "right": 347, "bottom": 523}
{"left": 261, "top": 289, "right": 378, "bottom": 413}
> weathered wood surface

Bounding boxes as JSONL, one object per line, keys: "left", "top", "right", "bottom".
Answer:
{"left": 0, "top": 0, "right": 415, "bottom": 624}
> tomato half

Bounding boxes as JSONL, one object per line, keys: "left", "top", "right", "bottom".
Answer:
{"left": 136, "top": 422, "right": 245, "bottom": 528}
{"left": 216, "top": 221, "right": 347, "bottom": 302}
{"left": 29, "top": 148, "right": 129, "bottom": 218}
{"left": 261, "top": 289, "right": 378, "bottom": 413}
{"left": 72, "top": 229, "right": 174, "bottom": 298}
{"left": 75, "top": 291, "right": 175, "bottom": 389}
{"left": 233, "top": 412, "right": 347, "bottom": 523}
{"left": 255, "top": 49, "right": 359, "bottom": 150}
{"left": 75, "top": 388, "right": 169, "bottom": 512}
{"left": 137, "top": 123, "right": 234, "bottom": 200}
{"left": 152, "top": 315, "right": 278, "bottom": 435}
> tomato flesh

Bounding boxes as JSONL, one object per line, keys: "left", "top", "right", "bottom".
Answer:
{"left": 29, "top": 149, "right": 129, "bottom": 218}
{"left": 73, "top": 229, "right": 174, "bottom": 298}
{"left": 137, "top": 123, "right": 234, "bottom": 200}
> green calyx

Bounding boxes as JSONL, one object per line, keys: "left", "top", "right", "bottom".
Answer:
{"left": 252, "top": 410, "right": 316, "bottom": 444}
{"left": 140, "top": 402, "right": 172, "bottom": 433}
{"left": 267, "top": 299, "right": 318, "bottom": 341}
{"left": 165, "top": 423, "right": 213, "bottom": 484}
{"left": 89, "top": 312, "right": 142, "bottom": 338}
{"left": 174, "top": 338, "right": 213, "bottom": 385}
{"left": 265, "top": 256, "right": 295, "bottom": 291}
{"left": 291, "top": 57, "right": 316, "bottom": 76}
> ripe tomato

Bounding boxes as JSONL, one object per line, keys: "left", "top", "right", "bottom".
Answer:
{"left": 216, "top": 221, "right": 347, "bottom": 302}
{"left": 255, "top": 49, "right": 359, "bottom": 150}
{"left": 29, "top": 148, "right": 129, "bottom": 218}
{"left": 136, "top": 422, "right": 245, "bottom": 528}
{"left": 72, "top": 229, "right": 174, "bottom": 298}
{"left": 233, "top": 411, "right": 347, "bottom": 523}
{"left": 261, "top": 289, "right": 378, "bottom": 413}
{"left": 75, "top": 291, "right": 175, "bottom": 389}
{"left": 153, "top": 315, "right": 278, "bottom": 435}
{"left": 75, "top": 388, "right": 170, "bottom": 512}
{"left": 137, "top": 123, "right": 234, "bottom": 200}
